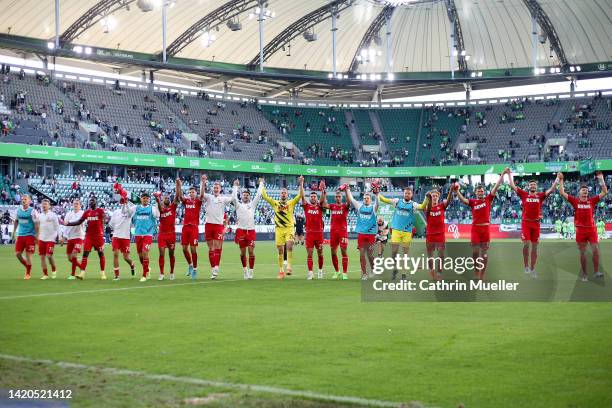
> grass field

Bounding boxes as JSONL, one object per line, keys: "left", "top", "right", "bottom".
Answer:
{"left": 1, "top": 240, "right": 611, "bottom": 408}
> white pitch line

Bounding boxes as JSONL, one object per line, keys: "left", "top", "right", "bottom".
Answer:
{"left": 0, "top": 354, "right": 411, "bottom": 408}
{"left": 0, "top": 278, "right": 249, "bottom": 300}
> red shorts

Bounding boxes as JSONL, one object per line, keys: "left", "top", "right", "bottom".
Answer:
{"left": 84, "top": 235, "right": 105, "bottom": 252}
{"left": 38, "top": 240, "right": 55, "bottom": 256}
{"left": 15, "top": 235, "right": 36, "bottom": 253}
{"left": 158, "top": 233, "right": 176, "bottom": 250}
{"left": 205, "top": 223, "right": 225, "bottom": 242}
{"left": 112, "top": 237, "right": 131, "bottom": 254}
{"left": 471, "top": 225, "right": 490, "bottom": 245}
{"left": 330, "top": 230, "right": 348, "bottom": 249}
{"left": 426, "top": 232, "right": 446, "bottom": 244}
{"left": 235, "top": 229, "right": 256, "bottom": 248}
{"left": 181, "top": 224, "right": 199, "bottom": 246}
{"left": 576, "top": 227, "right": 598, "bottom": 244}
{"left": 305, "top": 231, "right": 324, "bottom": 249}
{"left": 66, "top": 238, "right": 83, "bottom": 255}
{"left": 135, "top": 235, "right": 153, "bottom": 253}
{"left": 357, "top": 234, "right": 376, "bottom": 249}
{"left": 521, "top": 221, "right": 541, "bottom": 243}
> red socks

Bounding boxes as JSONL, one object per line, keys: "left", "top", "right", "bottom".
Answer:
{"left": 318, "top": 254, "right": 324, "bottom": 270}
{"left": 360, "top": 256, "right": 367, "bottom": 274}
{"left": 240, "top": 254, "right": 247, "bottom": 268}
{"left": 26, "top": 264, "right": 32, "bottom": 274}
{"left": 99, "top": 255, "right": 106, "bottom": 271}
{"left": 249, "top": 255, "right": 255, "bottom": 269}
{"left": 307, "top": 255, "right": 313, "bottom": 271}
{"left": 42, "top": 268, "right": 48, "bottom": 276}
{"left": 593, "top": 251, "right": 600, "bottom": 274}
{"left": 331, "top": 253, "right": 339, "bottom": 272}
{"left": 71, "top": 258, "right": 79, "bottom": 275}
{"left": 159, "top": 255, "right": 165, "bottom": 275}
{"left": 208, "top": 249, "right": 215, "bottom": 267}
{"left": 142, "top": 258, "right": 149, "bottom": 278}
{"left": 80, "top": 257, "right": 88, "bottom": 271}
{"left": 342, "top": 256, "right": 348, "bottom": 273}
{"left": 209, "top": 248, "right": 222, "bottom": 267}
{"left": 114, "top": 267, "right": 119, "bottom": 278}
{"left": 191, "top": 251, "right": 198, "bottom": 268}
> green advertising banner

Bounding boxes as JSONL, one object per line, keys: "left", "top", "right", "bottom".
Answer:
{"left": 579, "top": 159, "right": 596, "bottom": 176}
{"left": 2, "top": 143, "right": 611, "bottom": 178}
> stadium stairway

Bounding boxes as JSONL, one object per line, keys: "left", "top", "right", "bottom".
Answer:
{"left": 343, "top": 110, "right": 364, "bottom": 160}
{"left": 368, "top": 111, "right": 388, "bottom": 155}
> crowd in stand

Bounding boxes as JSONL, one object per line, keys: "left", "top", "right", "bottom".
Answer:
{"left": 1, "top": 69, "right": 611, "bottom": 169}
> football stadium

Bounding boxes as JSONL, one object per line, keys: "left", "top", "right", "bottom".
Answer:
{"left": 0, "top": 0, "right": 611, "bottom": 407}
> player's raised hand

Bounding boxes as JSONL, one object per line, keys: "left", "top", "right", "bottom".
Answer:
{"left": 557, "top": 172, "right": 564, "bottom": 180}
{"left": 453, "top": 182, "right": 460, "bottom": 191}
{"left": 297, "top": 175, "right": 304, "bottom": 185}
{"left": 595, "top": 171, "right": 604, "bottom": 179}
{"left": 233, "top": 179, "right": 240, "bottom": 187}
{"left": 503, "top": 167, "right": 511, "bottom": 174}
{"left": 258, "top": 177, "right": 265, "bottom": 184}
{"left": 201, "top": 174, "right": 208, "bottom": 184}
{"left": 319, "top": 179, "right": 326, "bottom": 191}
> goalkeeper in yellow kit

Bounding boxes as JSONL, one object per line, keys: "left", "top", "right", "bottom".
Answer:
{"left": 260, "top": 176, "right": 304, "bottom": 279}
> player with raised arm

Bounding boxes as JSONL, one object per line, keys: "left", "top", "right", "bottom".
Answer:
{"left": 261, "top": 176, "right": 304, "bottom": 279}
{"left": 122, "top": 192, "right": 160, "bottom": 282}
{"left": 558, "top": 171, "right": 608, "bottom": 281}
{"left": 506, "top": 169, "right": 558, "bottom": 277}
{"left": 155, "top": 179, "right": 180, "bottom": 280}
{"left": 177, "top": 176, "right": 204, "bottom": 279}
{"left": 424, "top": 188, "right": 453, "bottom": 280}
{"left": 324, "top": 186, "right": 351, "bottom": 279}
{"left": 13, "top": 194, "right": 38, "bottom": 279}
{"left": 378, "top": 186, "right": 428, "bottom": 280}
{"left": 64, "top": 196, "right": 107, "bottom": 280}
{"left": 346, "top": 184, "right": 379, "bottom": 280}
{"left": 232, "top": 179, "right": 263, "bottom": 279}
{"left": 61, "top": 198, "right": 85, "bottom": 280}
{"left": 37, "top": 199, "right": 60, "bottom": 280}
{"left": 455, "top": 172, "right": 505, "bottom": 280}
{"left": 301, "top": 179, "right": 327, "bottom": 280}
{"left": 108, "top": 195, "right": 136, "bottom": 281}
{"left": 201, "top": 175, "right": 234, "bottom": 280}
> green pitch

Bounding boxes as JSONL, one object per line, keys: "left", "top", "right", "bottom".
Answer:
{"left": 1, "top": 240, "right": 611, "bottom": 408}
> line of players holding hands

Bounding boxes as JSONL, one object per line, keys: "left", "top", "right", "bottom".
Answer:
{"left": 12, "top": 169, "right": 608, "bottom": 283}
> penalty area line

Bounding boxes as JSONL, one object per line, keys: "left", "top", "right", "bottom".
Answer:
{"left": 0, "top": 354, "right": 411, "bottom": 408}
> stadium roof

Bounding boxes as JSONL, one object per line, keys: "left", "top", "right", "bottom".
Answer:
{"left": 0, "top": 0, "right": 611, "bottom": 100}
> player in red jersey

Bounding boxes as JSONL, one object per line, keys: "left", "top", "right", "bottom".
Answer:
{"left": 323, "top": 186, "right": 350, "bottom": 279}
{"left": 177, "top": 176, "right": 205, "bottom": 279}
{"left": 64, "top": 196, "right": 107, "bottom": 280}
{"left": 558, "top": 171, "right": 608, "bottom": 281}
{"left": 424, "top": 188, "right": 453, "bottom": 280}
{"left": 455, "top": 172, "right": 505, "bottom": 280}
{"left": 507, "top": 169, "right": 558, "bottom": 277}
{"left": 155, "top": 178, "right": 180, "bottom": 280}
{"left": 301, "top": 178, "right": 327, "bottom": 280}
